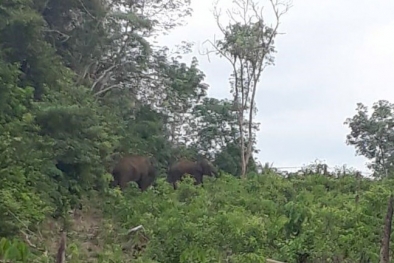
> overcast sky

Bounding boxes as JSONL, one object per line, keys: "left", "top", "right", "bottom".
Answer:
{"left": 156, "top": 0, "right": 394, "bottom": 174}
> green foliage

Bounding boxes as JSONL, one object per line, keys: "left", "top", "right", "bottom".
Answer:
{"left": 217, "top": 21, "right": 276, "bottom": 65}
{"left": 190, "top": 98, "right": 259, "bottom": 175}
{"left": 34, "top": 80, "right": 117, "bottom": 214}
{"left": 5, "top": 0, "right": 394, "bottom": 262}
{"left": 101, "top": 173, "right": 393, "bottom": 263}
{"left": 214, "top": 141, "right": 259, "bottom": 176}
{"left": 345, "top": 100, "right": 394, "bottom": 177}
{"left": 191, "top": 98, "right": 239, "bottom": 155}
{"left": 0, "top": 0, "right": 211, "bottom": 243}
{"left": 0, "top": 237, "right": 32, "bottom": 262}
{"left": 0, "top": 60, "right": 52, "bottom": 236}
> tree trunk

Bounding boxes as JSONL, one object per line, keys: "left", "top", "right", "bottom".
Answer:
{"left": 380, "top": 194, "right": 393, "bottom": 263}
{"left": 56, "top": 231, "right": 67, "bottom": 263}
{"left": 238, "top": 108, "right": 247, "bottom": 179}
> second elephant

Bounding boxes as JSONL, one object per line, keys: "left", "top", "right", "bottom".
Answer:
{"left": 167, "top": 158, "right": 218, "bottom": 189}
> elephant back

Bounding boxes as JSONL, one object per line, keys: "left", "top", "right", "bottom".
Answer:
{"left": 113, "top": 155, "right": 153, "bottom": 180}
{"left": 175, "top": 160, "right": 199, "bottom": 174}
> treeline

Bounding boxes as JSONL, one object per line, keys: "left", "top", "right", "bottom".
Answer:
{"left": 0, "top": 0, "right": 265, "bottom": 238}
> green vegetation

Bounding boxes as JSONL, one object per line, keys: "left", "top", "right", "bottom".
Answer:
{"left": 103, "top": 174, "right": 394, "bottom": 263}
{"left": 1, "top": 0, "right": 394, "bottom": 262}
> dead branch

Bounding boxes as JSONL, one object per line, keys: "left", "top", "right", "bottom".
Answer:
{"left": 40, "top": 0, "right": 50, "bottom": 14}
{"left": 42, "top": 29, "right": 70, "bottom": 42}
{"left": 380, "top": 194, "right": 393, "bottom": 263}
{"left": 90, "top": 59, "right": 136, "bottom": 95}
{"left": 267, "top": 259, "right": 286, "bottom": 263}
{"left": 7, "top": 209, "right": 34, "bottom": 235}
{"left": 77, "top": 0, "right": 96, "bottom": 20}
{"left": 56, "top": 231, "right": 67, "bottom": 263}
{"left": 127, "top": 225, "right": 144, "bottom": 234}
{"left": 121, "top": 225, "right": 149, "bottom": 253}
{"left": 91, "top": 64, "right": 117, "bottom": 91}
{"left": 200, "top": 38, "right": 234, "bottom": 66}
{"left": 93, "top": 83, "right": 123, "bottom": 96}
{"left": 77, "top": 60, "right": 98, "bottom": 85}
{"left": 7, "top": 209, "right": 47, "bottom": 253}
{"left": 20, "top": 230, "right": 38, "bottom": 249}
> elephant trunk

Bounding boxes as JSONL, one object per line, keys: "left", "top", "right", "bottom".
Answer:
{"left": 211, "top": 166, "right": 219, "bottom": 177}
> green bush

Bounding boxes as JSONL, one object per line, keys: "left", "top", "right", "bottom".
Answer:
{"left": 0, "top": 61, "right": 53, "bottom": 236}
{"left": 102, "top": 173, "right": 393, "bottom": 263}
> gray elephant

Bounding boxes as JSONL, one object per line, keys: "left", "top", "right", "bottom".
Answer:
{"left": 167, "top": 158, "right": 218, "bottom": 189}
{"left": 111, "top": 155, "right": 157, "bottom": 191}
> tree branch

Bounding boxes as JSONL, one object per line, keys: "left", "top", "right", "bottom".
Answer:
{"left": 91, "top": 64, "right": 117, "bottom": 91}
{"left": 42, "top": 29, "right": 70, "bottom": 42}
{"left": 127, "top": 225, "right": 144, "bottom": 234}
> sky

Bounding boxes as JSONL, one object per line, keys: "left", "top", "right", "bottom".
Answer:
{"left": 155, "top": 0, "right": 394, "bottom": 175}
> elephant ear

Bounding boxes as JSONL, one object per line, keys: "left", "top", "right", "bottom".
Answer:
{"left": 148, "top": 156, "right": 158, "bottom": 166}
{"left": 196, "top": 164, "right": 204, "bottom": 174}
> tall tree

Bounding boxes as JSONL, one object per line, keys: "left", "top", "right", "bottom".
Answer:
{"left": 157, "top": 56, "right": 208, "bottom": 146}
{"left": 345, "top": 100, "right": 394, "bottom": 178}
{"left": 39, "top": 0, "right": 193, "bottom": 97}
{"left": 203, "top": 0, "right": 292, "bottom": 178}
{"left": 38, "top": 0, "right": 207, "bottom": 162}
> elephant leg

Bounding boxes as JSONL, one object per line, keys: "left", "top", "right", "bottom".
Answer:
{"left": 111, "top": 170, "right": 120, "bottom": 188}
{"left": 138, "top": 174, "right": 156, "bottom": 192}
{"left": 169, "top": 172, "right": 182, "bottom": 190}
{"left": 194, "top": 174, "right": 203, "bottom": 185}
{"left": 110, "top": 178, "right": 119, "bottom": 188}
{"left": 137, "top": 177, "right": 149, "bottom": 192}
{"left": 118, "top": 177, "right": 128, "bottom": 190}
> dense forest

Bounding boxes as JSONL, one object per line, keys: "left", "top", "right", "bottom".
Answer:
{"left": 1, "top": 0, "right": 394, "bottom": 262}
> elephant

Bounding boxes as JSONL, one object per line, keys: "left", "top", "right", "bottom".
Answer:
{"left": 111, "top": 155, "right": 157, "bottom": 191}
{"left": 167, "top": 158, "right": 218, "bottom": 189}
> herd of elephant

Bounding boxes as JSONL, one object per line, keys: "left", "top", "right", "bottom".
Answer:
{"left": 110, "top": 155, "right": 219, "bottom": 191}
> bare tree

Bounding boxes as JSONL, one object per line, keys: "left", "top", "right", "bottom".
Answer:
{"left": 201, "top": 0, "right": 292, "bottom": 178}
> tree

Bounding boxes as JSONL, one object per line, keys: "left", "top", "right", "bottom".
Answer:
{"left": 157, "top": 56, "right": 209, "bottom": 146}
{"left": 189, "top": 97, "right": 260, "bottom": 176}
{"left": 202, "top": 0, "right": 292, "bottom": 178}
{"left": 39, "top": 0, "right": 193, "bottom": 98}
{"left": 0, "top": 58, "right": 53, "bottom": 237}
{"left": 344, "top": 100, "right": 394, "bottom": 178}
{"left": 0, "top": 0, "right": 208, "bottom": 241}
{"left": 190, "top": 97, "right": 239, "bottom": 157}
{"left": 0, "top": 0, "right": 117, "bottom": 219}
{"left": 38, "top": 0, "right": 208, "bottom": 163}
